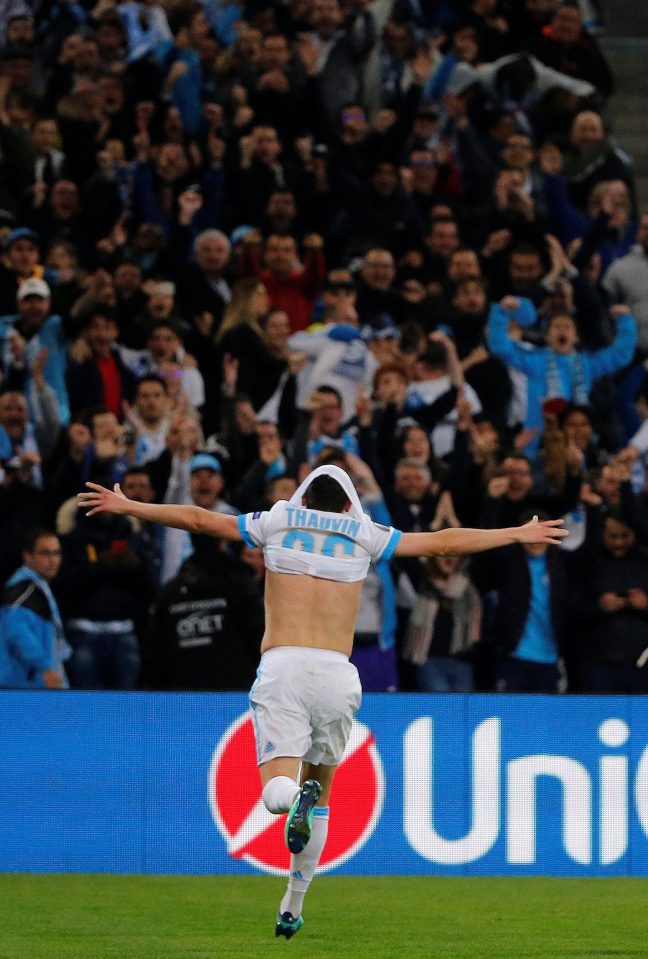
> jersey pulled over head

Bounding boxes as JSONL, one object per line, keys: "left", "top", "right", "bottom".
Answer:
{"left": 237, "top": 465, "right": 402, "bottom": 582}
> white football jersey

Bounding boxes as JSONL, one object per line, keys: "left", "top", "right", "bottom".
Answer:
{"left": 237, "top": 500, "right": 402, "bottom": 583}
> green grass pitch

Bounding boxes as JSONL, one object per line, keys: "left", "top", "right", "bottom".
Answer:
{"left": 1, "top": 874, "right": 646, "bottom": 959}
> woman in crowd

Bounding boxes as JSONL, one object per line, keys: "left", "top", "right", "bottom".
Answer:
{"left": 215, "top": 278, "right": 288, "bottom": 410}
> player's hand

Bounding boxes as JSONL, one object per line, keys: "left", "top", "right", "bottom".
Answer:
{"left": 78, "top": 482, "right": 130, "bottom": 516}
{"left": 515, "top": 515, "right": 568, "bottom": 547}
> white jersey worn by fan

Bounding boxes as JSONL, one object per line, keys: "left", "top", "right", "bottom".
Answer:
{"left": 237, "top": 466, "right": 402, "bottom": 766}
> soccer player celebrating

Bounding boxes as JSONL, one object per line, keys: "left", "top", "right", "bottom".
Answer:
{"left": 78, "top": 465, "right": 567, "bottom": 938}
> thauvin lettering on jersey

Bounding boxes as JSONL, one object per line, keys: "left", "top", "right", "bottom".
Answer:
{"left": 283, "top": 507, "right": 362, "bottom": 539}
{"left": 242, "top": 500, "right": 398, "bottom": 579}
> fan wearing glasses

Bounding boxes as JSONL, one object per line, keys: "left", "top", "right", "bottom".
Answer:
{"left": 0, "top": 528, "right": 70, "bottom": 689}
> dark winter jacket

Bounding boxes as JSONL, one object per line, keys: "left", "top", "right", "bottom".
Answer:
{"left": 143, "top": 548, "right": 263, "bottom": 690}
{"left": 475, "top": 543, "right": 570, "bottom": 656}
{"left": 573, "top": 548, "right": 648, "bottom": 667}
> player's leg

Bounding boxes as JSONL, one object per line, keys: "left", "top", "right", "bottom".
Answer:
{"left": 259, "top": 756, "right": 303, "bottom": 813}
{"left": 301, "top": 760, "right": 335, "bottom": 802}
{"left": 284, "top": 769, "right": 324, "bottom": 855}
{"left": 271, "top": 648, "right": 357, "bottom": 938}
{"left": 250, "top": 649, "right": 312, "bottom": 815}
{"left": 280, "top": 651, "right": 361, "bottom": 925}
{"left": 277, "top": 762, "right": 336, "bottom": 937}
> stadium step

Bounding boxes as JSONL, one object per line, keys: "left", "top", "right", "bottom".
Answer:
{"left": 635, "top": 178, "right": 648, "bottom": 206}
{"left": 602, "top": 0, "right": 648, "bottom": 37}
{"left": 599, "top": 6, "right": 648, "bottom": 208}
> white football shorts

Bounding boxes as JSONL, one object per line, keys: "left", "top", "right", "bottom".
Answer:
{"left": 249, "top": 646, "right": 362, "bottom": 766}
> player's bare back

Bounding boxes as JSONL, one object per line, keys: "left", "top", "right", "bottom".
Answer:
{"left": 261, "top": 570, "right": 362, "bottom": 655}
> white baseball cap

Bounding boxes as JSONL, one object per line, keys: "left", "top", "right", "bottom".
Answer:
{"left": 17, "top": 278, "right": 51, "bottom": 300}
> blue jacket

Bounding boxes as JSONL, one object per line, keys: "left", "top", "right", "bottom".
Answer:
{"left": 487, "top": 303, "right": 637, "bottom": 450}
{"left": 154, "top": 42, "right": 204, "bottom": 137}
{"left": 0, "top": 313, "right": 70, "bottom": 424}
{"left": 131, "top": 162, "right": 225, "bottom": 237}
{"left": 542, "top": 174, "right": 636, "bottom": 274}
{"left": 0, "top": 567, "right": 69, "bottom": 688}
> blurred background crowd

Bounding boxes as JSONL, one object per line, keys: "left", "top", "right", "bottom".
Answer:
{"left": 1, "top": 0, "right": 648, "bottom": 696}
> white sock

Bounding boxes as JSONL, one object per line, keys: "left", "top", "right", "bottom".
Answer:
{"left": 262, "top": 776, "right": 300, "bottom": 814}
{"left": 280, "top": 807, "right": 329, "bottom": 918}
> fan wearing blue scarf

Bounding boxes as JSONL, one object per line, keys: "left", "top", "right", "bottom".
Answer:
{"left": 487, "top": 296, "right": 637, "bottom": 454}
{"left": 0, "top": 529, "right": 70, "bottom": 688}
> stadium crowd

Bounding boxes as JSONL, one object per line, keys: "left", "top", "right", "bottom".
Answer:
{"left": 1, "top": 0, "right": 648, "bottom": 696}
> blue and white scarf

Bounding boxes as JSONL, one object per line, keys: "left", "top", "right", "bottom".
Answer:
{"left": 545, "top": 351, "right": 589, "bottom": 407}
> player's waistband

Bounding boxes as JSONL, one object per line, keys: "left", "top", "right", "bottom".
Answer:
{"left": 260, "top": 646, "right": 349, "bottom": 665}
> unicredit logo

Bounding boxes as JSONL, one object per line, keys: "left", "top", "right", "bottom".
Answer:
{"left": 404, "top": 716, "right": 648, "bottom": 866}
{"left": 209, "top": 712, "right": 384, "bottom": 875}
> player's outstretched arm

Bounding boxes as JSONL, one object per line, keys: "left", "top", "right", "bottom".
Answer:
{"left": 77, "top": 482, "right": 242, "bottom": 540}
{"left": 393, "top": 515, "right": 568, "bottom": 557}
